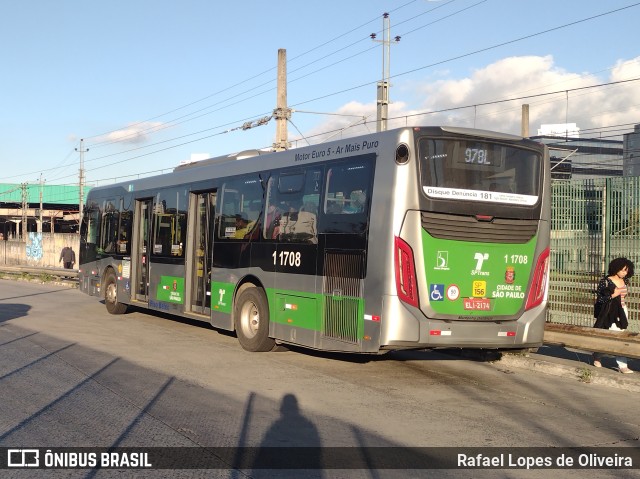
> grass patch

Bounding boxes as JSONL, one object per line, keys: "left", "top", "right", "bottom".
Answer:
{"left": 577, "top": 366, "right": 593, "bottom": 383}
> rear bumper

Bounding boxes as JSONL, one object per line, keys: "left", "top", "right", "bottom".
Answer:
{"left": 380, "top": 294, "right": 545, "bottom": 349}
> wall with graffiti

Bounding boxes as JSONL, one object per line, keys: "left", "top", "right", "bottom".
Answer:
{"left": 0, "top": 233, "right": 79, "bottom": 268}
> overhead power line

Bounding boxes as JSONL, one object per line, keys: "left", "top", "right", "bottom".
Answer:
{"left": 82, "top": 1, "right": 424, "bottom": 147}
{"left": 84, "top": 1, "right": 472, "bottom": 151}
{"left": 292, "top": 2, "right": 640, "bottom": 108}
{"left": 64, "top": 3, "right": 484, "bottom": 169}
{"left": 388, "top": 77, "right": 640, "bottom": 122}
{"left": 46, "top": 114, "right": 276, "bottom": 184}
{"left": 50, "top": 75, "right": 640, "bottom": 185}
{"left": 5, "top": 2, "right": 640, "bottom": 184}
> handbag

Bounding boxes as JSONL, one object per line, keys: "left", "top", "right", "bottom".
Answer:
{"left": 593, "top": 300, "right": 602, "bottom": 318}
{"left": 593, "top": 300, "right": 612, "bottom": 329}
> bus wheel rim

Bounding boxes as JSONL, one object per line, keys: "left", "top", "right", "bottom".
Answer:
{"left": 240, "top": 300, "right": 259, "bottom": 338}
{"left": 106, "top": 283, "right": 117, "bottom": 303}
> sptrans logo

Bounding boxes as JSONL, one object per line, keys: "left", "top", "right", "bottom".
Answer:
{"left": 471, "top": 253, "right": 489, "bottom": 276}
{"left": 8, "top": 449, "right": 39, "bottom": 467}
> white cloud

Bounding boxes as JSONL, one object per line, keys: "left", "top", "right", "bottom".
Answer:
{"left": 297, "top": 55, "right": 640, "bottom": 142}
{"left": 100, "top": 121, "right": 168, "bottom": 144}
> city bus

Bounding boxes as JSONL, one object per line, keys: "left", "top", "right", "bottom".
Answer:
{"left": 79, "top": 126, "right": 550, "bottom": 353}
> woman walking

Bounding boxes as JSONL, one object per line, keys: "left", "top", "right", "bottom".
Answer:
{"left": 593, "top": 257, "right": 635, "bottom": 374}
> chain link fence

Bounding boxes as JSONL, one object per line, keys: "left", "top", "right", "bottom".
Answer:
{"left": 549, "top": 176, "right": 640, "bottom": 332}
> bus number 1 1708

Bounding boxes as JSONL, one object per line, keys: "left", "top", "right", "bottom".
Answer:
{"left": 273, "top": 251, "right": 302, "bottom": 267}
{"left": 505, "top": 254, "right": 528, "bottom": 264}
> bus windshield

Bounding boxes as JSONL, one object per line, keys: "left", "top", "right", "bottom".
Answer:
{"left": 418, "top": 137, "right": 541, "bottom": 206}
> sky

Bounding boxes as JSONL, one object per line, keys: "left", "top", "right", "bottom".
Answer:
{"left": 1, "top": 0, "right": 639, "bottom": 188}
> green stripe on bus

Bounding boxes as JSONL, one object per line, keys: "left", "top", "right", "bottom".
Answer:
{"left": 211, "top": 282, "right": 364, "bottom": 333}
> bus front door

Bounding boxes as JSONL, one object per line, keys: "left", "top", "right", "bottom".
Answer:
{"left": 134, "top": 199, "right": 153, "bottom": 302}
{"left": 189, "top": 191, "right": 216, "bottom": 315}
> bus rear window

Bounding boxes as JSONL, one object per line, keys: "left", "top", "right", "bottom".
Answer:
{"left": 419, "top": 138, "right": 541, "bottom": 206}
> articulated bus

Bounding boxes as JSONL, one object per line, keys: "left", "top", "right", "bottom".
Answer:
{"left": 79, "top": 126, "right": 550, "bottom": 354}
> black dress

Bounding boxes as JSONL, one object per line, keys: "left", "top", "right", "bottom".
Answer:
{"left": 593, "top": 277, "right": 628, "bottom": 330}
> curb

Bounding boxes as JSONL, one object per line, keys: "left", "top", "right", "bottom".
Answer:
{"left": 496, "top": 353, "right": 640, "bottom": 393}
{"left": 0, "top": 274, "right": 77, "bottom": 288}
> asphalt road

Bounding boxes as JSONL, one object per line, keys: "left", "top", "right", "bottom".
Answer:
{"left": 1, "top": 279, "right": 639, "bottom": 478}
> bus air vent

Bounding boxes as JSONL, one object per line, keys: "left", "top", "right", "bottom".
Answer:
{"left": 421, "top": 212, "right": 538, "bottom": 244}
{"left": 321, "top": 250, "right": 365, "bottom": 344}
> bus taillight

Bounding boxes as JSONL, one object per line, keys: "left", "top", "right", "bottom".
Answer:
{"left": 394, "top": 236, "right": 419, "bottom": 308}
{"left": 525, "top": 247, "right": 550, "bottom": 311}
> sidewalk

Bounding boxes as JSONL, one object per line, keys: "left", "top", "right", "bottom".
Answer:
{"left": 497, "top": 345, "right": 640, "bottom": 392}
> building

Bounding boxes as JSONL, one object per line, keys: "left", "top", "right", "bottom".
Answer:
{"left": 623, "top": 123, "right": 640, "bottom": 177}
{"left": 0, "top": 183, "right": 89, "bottom": 240}
{"left": 530, "top": 124, "right": 623, "bottom": 180}
{"left": 537, "top": 123, "right": 580, "bottom": 138}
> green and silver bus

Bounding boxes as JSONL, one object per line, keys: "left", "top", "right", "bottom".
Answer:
{"left": 79, "top": 126, "right": 550, "bottom": 353}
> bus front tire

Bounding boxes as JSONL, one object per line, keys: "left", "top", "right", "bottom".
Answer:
{"left": 234, "top": 287, "right": 275, "bottom": 352}
{"left": 104, "top": 271, "right": 127, "bottom": 315}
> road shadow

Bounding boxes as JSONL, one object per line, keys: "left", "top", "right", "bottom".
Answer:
{"left": 0, "top": 323, "right": 445, "bottom": 476}
{"left": 0, "top": 303, "right": 31, "bottom": 323}
{"left": 1, "top": 321, "right": 638, "bottom": 476}
{"left": 534, "top": 344, "right": 640, "bottom": 372}
{"left": 277, "top": 344, "right": 501, "bottom": 364}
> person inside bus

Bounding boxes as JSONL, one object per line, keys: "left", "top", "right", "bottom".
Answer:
{"left": 343, "top": 190, "right": 366, "bottom": 213}
{"left": 277, "top": 201, "right": 300, "bottom": 236}
{"left": 276, "top": 201, "right": 317, "bottom": 243}
{"left": 294, "top": 201, "right": 318, "bottom": 241}
{"left": 234, "top": 212, "right": 254, "bottom": 239}
{"left": 265, "top": 202, "right": 282, "bottom": 239}
{"left": 593, "top": 257, "right": 635, "bottom": 373}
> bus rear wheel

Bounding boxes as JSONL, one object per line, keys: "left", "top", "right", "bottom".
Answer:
{"left": 234, "top": 286, "right": 275, "bottom": 352}
{"left": 104, "top": 271, "right": 127, "bottom": 315}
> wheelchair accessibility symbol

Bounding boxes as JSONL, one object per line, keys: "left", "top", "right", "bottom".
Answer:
{"left": 430, "top": 284, "right": 444, "bottom": 301}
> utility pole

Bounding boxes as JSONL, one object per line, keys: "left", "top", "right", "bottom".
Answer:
{"left": 38, "top": 174, "right": 44, "bottom": 234}
{"left": 76, "top": 139, "right": 88, "bottom": 229}
{"left": 273, "top": 49, "right": 291, "bottom": 151}
{"left": 521, "top": 104, "right": 530, "bottom": 137}
{"left": 21, "top": 182, "right": 28, "bottom": 240}
{"left": 371, "top": 13, "right": 400, "bottom": 132}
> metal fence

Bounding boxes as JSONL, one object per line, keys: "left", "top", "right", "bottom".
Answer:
{"left": 549, "top": 176, "right": 640, "bottom": 332}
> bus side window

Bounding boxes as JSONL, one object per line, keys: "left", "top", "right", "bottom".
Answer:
{"left": 264, "top": 178, "right": 281, "bottom": 240}
{"left": 81, "top": 202, "right": 102, "bottom": 262}
{"left": 218, "top": 176, "right": 263, "bottom": 240}
{"left": 321, "top": 157, "right": 373, "bottom": 234}
{"left": 269, "top": 170, "right": 321, "bottom": 244}
{"left": 151, "top": 188, "right": 188, "bottom": 257}
{"left": 118, "top": 201, "right": 132, "bottom": 255}
{"left": 100, "top": 198, "right": 119, "bottom": 254}
{"left": 324, "top": 165, "right": 371, "bottom": 216}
